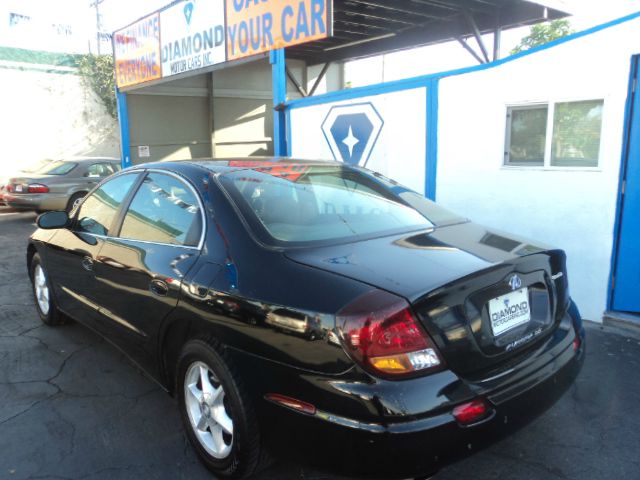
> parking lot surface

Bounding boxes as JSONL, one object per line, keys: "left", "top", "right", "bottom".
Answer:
{"left": 1, "top": 208, "right": 639, "bottom": 480}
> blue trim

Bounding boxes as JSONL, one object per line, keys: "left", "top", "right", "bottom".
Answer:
{"left": 288, "top": 75, "right": 434, "bottom": 109}
{"left": 116, "top": 89, "right": 131, "bottom": 169}
{"left": 270, "top": 49, "right": 287, "bottom": 156}
{"left": 285, "top": 107, "right": 292, "bottom": 156}
{"left": 286, "top": 10, "right": 640, "bottom": 111}
{"left": 608, "top": 55, "right": 639, "bottom": 310}
{"left": 425, "top": 79, "right": 439, "bottom": 200}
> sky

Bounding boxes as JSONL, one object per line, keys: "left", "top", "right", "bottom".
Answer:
{"left": 1, "top": 0, "right": 640, "bottom": 78}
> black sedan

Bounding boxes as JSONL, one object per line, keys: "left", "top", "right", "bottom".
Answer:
{"left": 28, "top": 159, "right": 585, "bottom": 479}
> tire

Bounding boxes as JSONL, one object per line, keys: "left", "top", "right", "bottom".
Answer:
{"left": 177, "top": 338, "right": 267, "bottom": 478}
{"left": 30, "top": 253, "right": 65, "bottom": 326}
{"left": 66, "top": 192, "right": 86, "bottom": 213}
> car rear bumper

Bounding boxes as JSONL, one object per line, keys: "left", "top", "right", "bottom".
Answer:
{"left": 230, "top": 307, "right": 585, "bottom": 478}
{"left": 4, "top": 193, "right": 68, "bottom": 211}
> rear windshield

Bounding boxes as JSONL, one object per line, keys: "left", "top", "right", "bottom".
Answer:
{"left": 220, "top": 165, "right": 464, "bottom": 246}
{"left": 22, "top": 159, "right": 53, "bottom": 173}
{"left": 41, "top": 161, "right": 77, "bottom": 175}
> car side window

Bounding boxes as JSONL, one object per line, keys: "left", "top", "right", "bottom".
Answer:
{"left": 76, "top": 174, "right": 138, "bottom": 236}
{"left": 119, "top": 173, "right": 202, "bottom": 247}
{"left": 86, "top": 163, "right": 117, "bottom": 178}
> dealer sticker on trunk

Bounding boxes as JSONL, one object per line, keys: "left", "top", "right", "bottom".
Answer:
{"left": 488, "top": 288, "right": 531, "bottom": 336}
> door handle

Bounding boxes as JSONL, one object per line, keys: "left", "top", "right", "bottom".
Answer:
{"left": 81, "top": 256, "right": 94, "bottom": 271}
{"left": 149, "top": 279, "right": 169, "bottom": 297}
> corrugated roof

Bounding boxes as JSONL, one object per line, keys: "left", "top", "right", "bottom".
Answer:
{"left": 286, "top": 0, "right": 569, "bottom": 64}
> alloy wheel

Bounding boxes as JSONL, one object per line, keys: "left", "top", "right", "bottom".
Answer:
{"left": 34, "top": 264, "right": 50, "bottom": 315}
{"left": 184, "top": 361, "right": 234, "bottom": 459}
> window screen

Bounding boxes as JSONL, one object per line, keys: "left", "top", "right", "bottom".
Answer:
{"left": 76, "top": 173, "right": 138, "bottom": 236}
{"left": 120, "top": 173, "right": 202, "bottom": 247}
{"left": 505, "top": 106, "right": 548, "bottom": 165}
{"left": 551, "top": 100, "right": 603, "bottom": 167}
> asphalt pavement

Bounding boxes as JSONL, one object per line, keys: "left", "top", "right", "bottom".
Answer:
{"left": 1, "top": 208, "right": 639, "bottom": 480}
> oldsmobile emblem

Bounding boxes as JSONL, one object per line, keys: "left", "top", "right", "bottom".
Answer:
{"left": 508, "top": 274, "right": 522, "bottom": 291}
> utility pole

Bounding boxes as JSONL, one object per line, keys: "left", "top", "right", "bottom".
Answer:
{"left": 89, "top": 0, "right": 106, "bottom": 54}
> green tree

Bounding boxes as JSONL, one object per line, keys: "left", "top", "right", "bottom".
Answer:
{"left": 77, "top": 54, "right": 117, "bottom": 118}
{"left": 511, "top": 19, "right": 573, "bottom": 55}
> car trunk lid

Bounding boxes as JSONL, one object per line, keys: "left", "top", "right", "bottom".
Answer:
{"left": 285, "top": 222, "right": 568, "bottom": 376}
{"left": 7, "top": 176, "right": 39, "bottom": 194}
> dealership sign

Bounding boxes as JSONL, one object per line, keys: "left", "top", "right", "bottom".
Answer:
{"left": 289, "top": 88, "right": 428, "bottom": 196}
{"left": 160, "top": 0, "right": 226, "bottom": 78}
{"left": 113, "top": 14, "right": 162, "bottom": 88}
{"left": 113, "top": 0, "right": 331, "bottom": 88}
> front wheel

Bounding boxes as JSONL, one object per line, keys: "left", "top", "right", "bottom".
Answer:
{"left": 66, "top": 192, "right": 86, "bottom": 213}
{"left": 177, "top": 338, "right": 267, "bottom": 478}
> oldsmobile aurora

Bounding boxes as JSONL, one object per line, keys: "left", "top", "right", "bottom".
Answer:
{"left": 28, "top": 159, "right": 585, "bottom": 479}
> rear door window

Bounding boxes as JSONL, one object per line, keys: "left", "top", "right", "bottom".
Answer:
{"left": 119, "top": 173, "right": 202, "bottom": 247}
{"left": 76, "top": 173, "right": 139, "bottom": 236}
{"left": 86, "top": 163, "right": 117, "bottom": 178}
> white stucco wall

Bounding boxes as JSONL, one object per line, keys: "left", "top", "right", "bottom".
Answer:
{"left": 289, "top": 88, "right": 428, "bottom": 195}
{"left": 0, "top": 68, "right": 119, "bottom": 176}
{"left": 436, "top": 17, "right": 640, "bottom": 321}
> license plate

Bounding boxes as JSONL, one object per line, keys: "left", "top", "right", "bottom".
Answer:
{"left": 15, "top": 185, "right": 23, "bottom": 192}
{"left": 488, "top": 288, "right": 531, "bottom": 336}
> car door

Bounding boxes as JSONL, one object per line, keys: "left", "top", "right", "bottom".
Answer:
{"left": 92, "top": 170, "right": 204, "bottom": 374}
{"left": 43, "top": 172, "right": 141, "bottom": 322}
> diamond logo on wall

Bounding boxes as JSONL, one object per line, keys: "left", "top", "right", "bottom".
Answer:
{"left": 321, "top": 103, "right": 384, "bottom": 167}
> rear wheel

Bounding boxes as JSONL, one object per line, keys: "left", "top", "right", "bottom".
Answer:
{"left": 66, "top": 192, "right": 86, "bottom": 213}
{"left": 30, "top": 253, "right": 64, "bottom": 326}
{"left": 177, "top": 338, "right": 266, "bottom": 478}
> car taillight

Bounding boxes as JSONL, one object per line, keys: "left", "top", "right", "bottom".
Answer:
{"left": 573, "top": 334, "right": 581, "bottom": 352}
{"left": 336, "top": 290, "right": 444, "bottom": 377}
{"left": 452, "top": 398, "right": 490, "bottom": 425}
{"left": 27, "top": 184, "right": 49, "bottom": 193}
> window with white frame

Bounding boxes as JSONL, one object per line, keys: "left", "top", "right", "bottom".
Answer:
{"left": 505, "top": 99, "right": 603, "bottom": 168}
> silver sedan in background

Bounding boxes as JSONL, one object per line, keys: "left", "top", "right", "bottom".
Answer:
{"left": 3, "top": 157, "right": 121, "bottom": 212}
{"left": 0, "top": 158, "right": 54, "bottom": 206}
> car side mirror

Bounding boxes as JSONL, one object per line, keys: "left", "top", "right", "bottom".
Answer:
{"left": 37, "top": 211, "right": 69, "bottom": 229}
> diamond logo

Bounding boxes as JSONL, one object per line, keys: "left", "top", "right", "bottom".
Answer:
{"left": 321, "top": 103, "right": 384, "bottom": 166}
{"left": 183, "top": 2, "right": 194, "bottom": 25}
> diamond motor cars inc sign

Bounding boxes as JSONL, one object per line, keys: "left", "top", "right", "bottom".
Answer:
{"left": 160, "top": 0, "right": 227, "bottom": 77}
{"left": 113, "top": 0, "right": 332, "bottom": 88}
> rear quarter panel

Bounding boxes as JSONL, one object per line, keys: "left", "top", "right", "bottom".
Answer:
{"left": 159, "top": 170, "right": 371, "bottom": 378}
